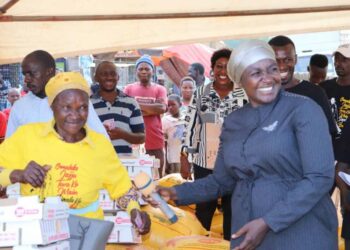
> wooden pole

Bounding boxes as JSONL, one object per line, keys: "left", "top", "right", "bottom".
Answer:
{"left": 0, "top": 0, "right": 19, "bottom": 15}
{"left": 1, "top": 5, "right": 350, "bottom": 22}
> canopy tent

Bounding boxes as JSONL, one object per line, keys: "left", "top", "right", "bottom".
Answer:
{"left": 1, "top": 0, "right": 350, "bottom": 64}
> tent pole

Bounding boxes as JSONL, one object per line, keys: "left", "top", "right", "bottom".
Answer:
{"left": 0, "top": 0, "right": 19, "bottom": 14}
{"left": 2, "top": 5, "right": 350, "bottom": 22}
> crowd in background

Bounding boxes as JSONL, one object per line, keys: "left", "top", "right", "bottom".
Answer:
{"left": 1, "top": 35, "right": 350, "bottom": 249}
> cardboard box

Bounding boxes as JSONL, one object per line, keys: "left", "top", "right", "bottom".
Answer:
{"left": 205, "top": 123, "right": 222, "bottom": 170}
{"left": 120, "top": 155, "right": 159, "bottom": 180}
{"left": 0, "top": 196, "right": 70, "bottom": 247}
{"left": 98, "top": 190, "right": 114, "bottom": 211}
{"left": 100, "top": 189, "right": 146, "bottom": 212}
{"left": 12, "top": 240, "right": 70, "bottom": 250}
{"left": 120, "top": 156, "right": 154, "bottom": 168}
{"left": 6, "top": 183, "right": 21, "bottom": 198}
{"left": 0, "top": 218, "right": 69, "bottom": 247}
{"left": 113, "top": 195, "right": 146, "bottom": 211}
{"left": 105, "top": 212, "right": 141, "bottom": 244}
{"left": 0, "top": 196, "right": 68, "bottom": 222}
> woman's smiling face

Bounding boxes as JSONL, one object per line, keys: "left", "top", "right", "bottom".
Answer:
{"left": 51, "top": 89, "right": 89, "bottom": 141}
{"left": 213, "top": 57, "right": 230, "bottom": 86}
{"left": 240, "top": 59, "right": 281, "bottom": 108}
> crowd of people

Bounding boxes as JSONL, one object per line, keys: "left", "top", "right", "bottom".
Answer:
{"left": 0, "top": 35, "right": 350, "bottom": 249}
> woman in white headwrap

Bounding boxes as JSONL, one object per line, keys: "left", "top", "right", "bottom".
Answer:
{"left": 149, "top": 40, "right": 337, "bottom": 249}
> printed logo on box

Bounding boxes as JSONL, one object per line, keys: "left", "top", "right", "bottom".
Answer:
{"left": 139, "top": 159, "right": 153, "bottom": 166}
{"left": 48, "top": 232, "right": 70, "bottom": 242}
{"left": 115, "top": 217, "right": 130, "bottom": 224}
{"left": 0, "top": 232, "right": 17, "bottom": 242}
{"left": 14, "top": 207, "right": 40, "bottom": 217}
{"left": 46, "top": 209, "right": 56, "bottom": 219}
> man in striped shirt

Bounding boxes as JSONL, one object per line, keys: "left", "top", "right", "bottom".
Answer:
{"left": 91, "top": 61, "right": 145, "bottom": 154}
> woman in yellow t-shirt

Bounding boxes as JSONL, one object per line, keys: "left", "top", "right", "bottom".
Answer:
{"left": 0, "top": 72, "right": 150, "bottom": 234}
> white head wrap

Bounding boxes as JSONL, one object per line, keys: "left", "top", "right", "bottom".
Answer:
{"left": 227, "top": 40, "right": 276, "bottom": 84}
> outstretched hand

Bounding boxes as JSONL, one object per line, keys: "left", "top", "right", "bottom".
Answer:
{"left": 143, "top": 186, "right": 178, "bottom": 208}
{"left": 232, "top": 218, "right": 269, "bottom": 250}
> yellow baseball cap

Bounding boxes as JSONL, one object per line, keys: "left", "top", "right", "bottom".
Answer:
{"left": 45, "top": 72, "right": 91, "bottom": 105}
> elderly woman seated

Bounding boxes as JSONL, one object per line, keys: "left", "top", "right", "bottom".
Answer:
{"left": 0, "top": 72, "right": 150, "bottom": 234}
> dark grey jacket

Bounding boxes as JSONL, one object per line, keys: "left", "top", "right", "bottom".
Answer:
{"left": 175, "top": 90, "right": 338, "bottom": 250}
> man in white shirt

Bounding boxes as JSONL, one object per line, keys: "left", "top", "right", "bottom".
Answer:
{"left": 6, "top": 50, "right": 107, "bottom": 138}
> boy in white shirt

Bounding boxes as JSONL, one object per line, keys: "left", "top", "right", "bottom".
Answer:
{"left": 162, "top": 95, "right": 186, "bottom": 174}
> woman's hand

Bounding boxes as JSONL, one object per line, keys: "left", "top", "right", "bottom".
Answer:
{"left": 144, "top": 186, "right": 178, "bottom": 207}
{"left": 335, "top": 162, "right": 350, "bottom": 210}
{"left": 232, "top": 218, "right": 269, "bottom": 250}
{"left": 180, "top": 154, "right": 192, "bottom": 180}
{"left": 10, "top": 161, "right": 51, "bottom": 187}
{"left": 335, "top": 162, "right": 350, "bottom": 190}
{"left": 130, "top": 209, "right": 151, "bottom": 235}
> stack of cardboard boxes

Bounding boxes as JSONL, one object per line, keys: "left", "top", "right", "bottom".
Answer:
{"left": 0, "top": 193, "right": 70, "bottom": 250}
{"left": 99, "top": 154, "right": 159, "bottom": 245}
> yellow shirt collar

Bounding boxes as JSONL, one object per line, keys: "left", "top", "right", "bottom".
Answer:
{"left": 41, "top": 120, "right": 95, "bottom": 148}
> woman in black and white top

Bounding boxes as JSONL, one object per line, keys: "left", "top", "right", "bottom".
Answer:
{"left": 181, "top": 48, "right": 247, "bottom": 240}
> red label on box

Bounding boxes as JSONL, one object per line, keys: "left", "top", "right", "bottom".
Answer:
{"left": 139, "top": 159, "right": 153, "bottom": 166}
